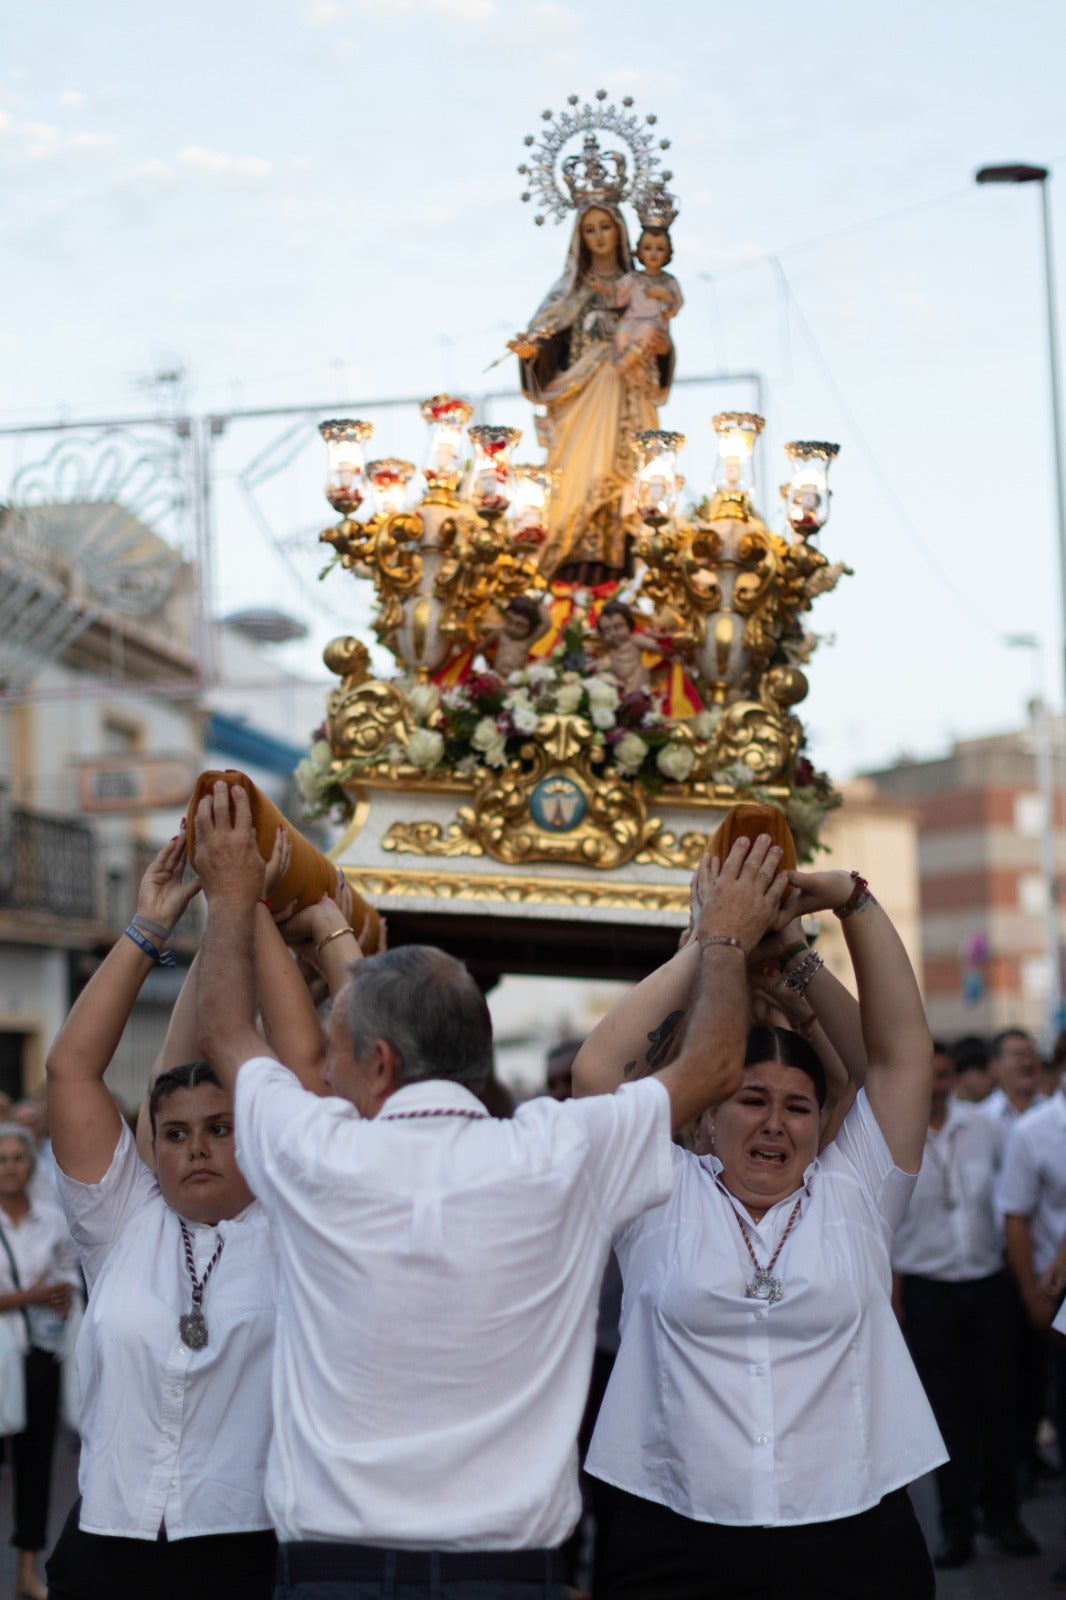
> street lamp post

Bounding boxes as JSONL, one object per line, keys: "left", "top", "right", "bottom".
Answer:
{"left": 978, "top": 164, "right": 1066, "bottom": 1030}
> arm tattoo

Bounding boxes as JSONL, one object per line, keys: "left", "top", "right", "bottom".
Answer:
{"left": 644, "top": 1009, "right": 686, "bottom": 1073}
{"left": 623, "top": 1060, "right": 638, "bottom": 1078}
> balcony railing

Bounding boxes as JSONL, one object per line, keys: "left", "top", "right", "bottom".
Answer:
{"left": 0, "top": 806, "right": 96, "bottom": 920}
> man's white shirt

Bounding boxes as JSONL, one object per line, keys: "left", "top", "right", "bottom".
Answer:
{"left": 235, "top": 1060, "right": 673, "bottom": 1549}
{"left": 998, "top": 1089, "right": 1066, "bottom": 1274}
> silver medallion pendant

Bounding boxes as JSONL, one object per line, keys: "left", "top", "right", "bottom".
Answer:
{"left": 179, "top": 1309, "right": 208, "bottom": 1350}
{"left": 745, "top": 1269, "right": 783, "bottom": 1304}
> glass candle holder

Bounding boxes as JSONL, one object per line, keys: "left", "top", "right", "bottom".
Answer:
{"left": 633, "top": 430, "right": 685, "bottom": 527}
{"left": 319, "top": 419, "right": 373, "bottom": 516}
{"left": 783, "top": 441, "right": 840, "bottom": 535}
{"left": 468, "top": 425, "right": 521, "bottom": 521}
{"left": 367, "top": 458, "right": 415, "bottom": 517}
{"left": 420, "top": 395, "right": 473, "bottom": 494}
{"left": 712, "top": 412, "right": 764, "bottom": 496}
{"left": 510, "top": 464, "right": 557, "bottom": 547}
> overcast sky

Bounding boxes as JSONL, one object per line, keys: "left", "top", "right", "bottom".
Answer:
{"left": 4, "top": 0, "right": 1066, "bottom": 782}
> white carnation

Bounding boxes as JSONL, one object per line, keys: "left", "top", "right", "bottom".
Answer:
{"left": 483, "top": 734, "right": 509, "bottom": 768}
{"left": 511, "top": 703, "right": 540, "bottom": 734}
{"left": 526, "top": 662, "right": 555, "bottom": 687}
{"left": 591, "top": 706, "right": 616, "bottom": 731}
{"left": 656, "top": 744, "right": 695, "bottom": 783}
{"left": 405, "top": 728, "right": 445, "bottom": 770}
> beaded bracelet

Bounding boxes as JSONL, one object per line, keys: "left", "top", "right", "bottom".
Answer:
{"left": 834, "top": 872, "right": 875, "bottom": 921}
{"left": 781, "top": 949, "right": 824, "bottom": 995}
{"left": 698, "top": 934, "right": 748, "bottom": 957}
{"left": 124, "top": 923, "right": 176, "bottom": 967}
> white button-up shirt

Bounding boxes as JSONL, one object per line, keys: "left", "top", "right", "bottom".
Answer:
{"left": 55, "top": 1121, "right": 277, "bottom": 1541}
{"left": 891, "top": 1100, "right": 1004, "bottom": 1281}
{"left": 586, "top": 1091, "right": 946, "bottom": 1527}
{"left": 234, "top": 1060, "right": 673, "bottom": 1550}
{"left": 0, "top": 1202, "right": 79, "bottom": 1354}
{"left": 998, "top": 1089, "right": 1066, "bottom": 1274}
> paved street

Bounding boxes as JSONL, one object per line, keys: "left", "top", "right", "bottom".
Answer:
{"left": 0, "top": 1436, "right": 1057, "bottom": 1596}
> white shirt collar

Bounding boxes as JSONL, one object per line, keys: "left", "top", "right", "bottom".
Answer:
{"left": 377, "top": 1079, "right": 489, "bottom": 1119}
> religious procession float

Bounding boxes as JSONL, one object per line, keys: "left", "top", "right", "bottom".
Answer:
{"left": 295, "top": 92, "right": 848, "bottom": 974}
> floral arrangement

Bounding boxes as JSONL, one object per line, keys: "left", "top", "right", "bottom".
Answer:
{"left": 293, "top": 622, "right": 841, "bottom": 860}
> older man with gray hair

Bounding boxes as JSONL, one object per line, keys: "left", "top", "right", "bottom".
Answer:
{"left": 192, "top": 781, "right": 789, "bottom": 1600}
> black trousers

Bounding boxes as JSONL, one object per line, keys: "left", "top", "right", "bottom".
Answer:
{"left": 11, "top": 1346, "right": 60, "bottom": 1553}
{"left": 596, "top": 1484, "right": 934, "bottom": 1600}
{"left": 900, "top": 1270, "right": 1019, "bottom": 1539}
{"left": 45, "top": 1498, "right": 277, "bottom": 1600}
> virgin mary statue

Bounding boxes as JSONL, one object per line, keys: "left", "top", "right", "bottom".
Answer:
{"left": 512, "top": 201, "right": 676, "bottom": 589}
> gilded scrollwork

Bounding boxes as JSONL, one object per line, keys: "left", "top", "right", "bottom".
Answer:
{"left": 382, "top": 820, "right": 483, "bottom": 858}
{"left": 343, "top": 865, "right": 690, "bottom": 915}
{"left": 327, "top": 679, "right": 411, "bottom": 763}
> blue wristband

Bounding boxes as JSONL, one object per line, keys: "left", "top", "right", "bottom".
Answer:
{"left": 124, "top": 924, "right": 177, "bottom": 967}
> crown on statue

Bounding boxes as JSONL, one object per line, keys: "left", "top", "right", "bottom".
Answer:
{"left": 636, "top": 182, "right": 679, "bottom": 231}
{"left": 561, "top": 133, "right": 627, "bottom": 209}
{"left": 518, "top": 90, "right": 677, "bottom": 227}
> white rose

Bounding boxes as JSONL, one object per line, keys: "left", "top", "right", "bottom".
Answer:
{"left": 554, "top": 682, "right": 584, "bottom": 714}
{"left": 405, "top": 728, "right": 445, "bottom": 770}
{"left": 483, "top": 734, "right": 509, "bottom": 768}
{"left": 406, "top": 683, "right": 440, "bottom": 724}
{"left": 511, "top": 703, "right": 540, "bottom": 734}
{"left": 310, "top": 739, "right": 333, "bottom": 769}
{"left": 591, "top": 706, "right": 616, "bottom": 731}
{"left": 614, "top": 732, "right": 649, "bottom": 774}
{"left": 656, "top": 744, "right": 695, "bottom": 783}
{"left": 691, "top": 708, "right": 721, "bottom": 741}
{"left": 506, "top": 670, "right": 529, "bottom": 688}
{"left": 526, "top": 662, "right": 555, "bottom": 687}
{"left": 471, "top": 716, "right": 502, "bottom": 752}
{"left": 294, "top": 758, "right": 328, "bottom": 805}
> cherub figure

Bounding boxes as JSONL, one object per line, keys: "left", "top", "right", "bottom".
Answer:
{"left": 595, "top": 600, "right": 660, "bottom": 696}
{"left": 477, "top": 595, "right": 551, "bottom": 677}
{"left": 594, "top": 225, "right": 683, "bottom": 376}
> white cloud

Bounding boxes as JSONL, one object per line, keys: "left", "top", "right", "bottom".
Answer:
{"left": 59, "top": 90, "right": 87, "bottom": 108}
{"left": 178, "top": 145, "right": 274, "bottom": 181}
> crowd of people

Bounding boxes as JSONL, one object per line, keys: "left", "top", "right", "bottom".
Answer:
{"left": 0, "top": 788, "right": 1063, "bottom": 1597}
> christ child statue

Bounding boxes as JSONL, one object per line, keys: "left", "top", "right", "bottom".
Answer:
{"left": 595, "top": 601, "right": 662, "bottom": 696}
{"left": 478, "top": 595, "right": 551, "bottom": 677}
{"left": 594, "top": 226, "right": 683, "bottom": 374}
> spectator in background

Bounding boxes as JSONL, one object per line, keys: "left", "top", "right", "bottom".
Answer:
{"left": 981, "top": 1028, "right": 1049, "bottom": 1493}
{"left": 11, "top": 1099, "right": 61, "bottom": 1216}
{"left": 892, "top": 1044, "right": 1037, "bottom": 1569}
{"left": 951, "top": 1036, "right": 993, "bottom": 1104}
{"left": 982, "top": 1029, "right": 1043, "bottom": 1133}
{"left": 545, "top": 1039, "right": 584, "bottom": 1102}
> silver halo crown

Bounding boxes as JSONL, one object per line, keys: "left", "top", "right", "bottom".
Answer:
{"left": 517, "top": 90, "right": 677, "bottom": 228}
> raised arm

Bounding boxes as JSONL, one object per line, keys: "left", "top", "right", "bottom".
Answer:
{"left": 782, "top": 869, "right": 932, "bottom": 1171}
{"left": 654, "top": 837, "right": 789, "bottom": 1130}
{"left": 48, "top": 833, "right": 201, "bottom": 1183}
{"left": 194, "top": 781, "right": 275, "bottom": 1093}
{"left": 571, "top": 939, "right": 699, "bottom": 1098}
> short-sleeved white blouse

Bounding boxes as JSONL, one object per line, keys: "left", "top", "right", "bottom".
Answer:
{"left": 55, "top": 1120, "right": 277, "bottom": 1541}
{"left": 586, "top": 1090, "right": 947, "bottom": 1527}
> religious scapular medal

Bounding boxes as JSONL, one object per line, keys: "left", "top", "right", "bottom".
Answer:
{"left": 733, "top": 1196, "right": 803, "bottom": 1306}
{"left": 178, "top": 1219, "right": 224, "bottom": 1351}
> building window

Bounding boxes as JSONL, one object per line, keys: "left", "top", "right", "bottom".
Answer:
{"left": 1015, "top": 792, "right": 1046, "bottom": 836}
{"left": 1021, "top": 955, "right": 1051, "bottom": 998}
{"left": 1019, "top": 873, "right": 1049, "bottom": 915}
